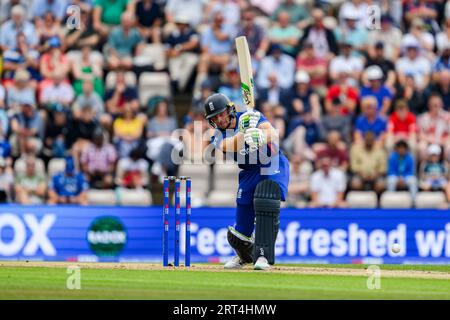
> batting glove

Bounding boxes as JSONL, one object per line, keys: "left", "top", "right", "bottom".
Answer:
{"left": 244, "top": 127, "right": 266, "bottom": 149}
{"left": 238, "top": 110, "right": 261, "bottom": 133}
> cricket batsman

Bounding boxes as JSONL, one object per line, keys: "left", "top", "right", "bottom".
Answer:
{"left": 204, "top": 93, "right": 290, "bottom": 270}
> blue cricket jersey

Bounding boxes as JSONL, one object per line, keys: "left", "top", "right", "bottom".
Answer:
{"left": 211, "top": 112, "right": 290, "bottom": 205}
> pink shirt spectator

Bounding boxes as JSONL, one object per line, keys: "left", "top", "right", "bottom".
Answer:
{"left": 80, "top": 143, "right": 117, "bottom": 173}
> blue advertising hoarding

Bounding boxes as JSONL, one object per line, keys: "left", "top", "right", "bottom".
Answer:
{"left": 0, "top": 206, "right": 449, "bottom": 264}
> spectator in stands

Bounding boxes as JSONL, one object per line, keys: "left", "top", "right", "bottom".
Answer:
{"left": 435, "top": 18, "right": 450, "bottom": 54}
{"left": 14, "top": 157, "right": 46, "bottom": 204}
{"left": 325, "top": 69, "right": 359, "bottom": 115}
{"left": 9, "top": 98, "right": 44, "bottom": 157}
{"left": 286, "top": 71, "right": 321, "bottom": 121}
{"left": 43, "top": 103, "right": 69, "bottom": 159}
{"left": 298, "top": 7, "right": 338, "bottom": 61}
{"left": 402, "top": 18, "right": 435, "bottom": 59}
{"left": 0, "top": 157, "right": 14, "bottom": 203}
{"left": 271, "top": 0, "right": 309, "bottom": 29}
{"left": 165, "top": 0, "right": 205, "bottom": 28}
{"left": 131, "top": 0, "right": 163, "bottom": 43}
{"left": 2, "top": 32, "right": 40, "bottom": 81}
{"left": 387, "top": 99, "right": 417, "bottom": 152}
{"left": 80, "top": 129, "right": 117, "bottom": 189}
{"left": 165, "top": 15, "right": 200, "bottom": 93}
{"left": 259, "top": 102, "right": 286, "bottom": 141}
{"left": 0, "top": 5, "right": 38, "bottom": 51}
{"left": 40, "top": 70, "right": 75, "bottom": 109}
{"left": 354, "top": 96, "right": 387, "bottom": 147}
{"left": 113, "top": 105, "right": 145, "bottom": 158}
{"left": 195, "top": 11, "right": 237, "bottom": 93}
{"left": 335, "top": 8, "right": 368, "bottom": 55}
{"left": 48, "top": 156, "right": 88, "bottom": 205}
{"left": 287, "top": 153, "right": 312, "bottom": 206}
{"left": 316, "top": 131, "right": 348, "bottom": 172}
{"left": 105, "top": 70, "right": 140, "bottom": 116}
{"left": 73, "top": 79, "right": 109, "bottom": 125}
{"left": 40, "top": 36, "right": 70, "bottom": 81}
{"left": 268, "top": 11, "right": 302, "bottom": 57}
{"left": 365, "top": 41, "right": 397, "bottom": 91}
{"left": 417, "top": 94, "right": 450, "bottom": 161}
{"left": 283, "top": 111, "right": 318, "bottom": 162}
{"left": 32, "top": 0, "right": 66, "bottom": 23}
{"left": 68, "top": 105, "right": 99, "bottom": 161}
{"left": 404, "top": 0, "right": 439, "bottom": 34}
{"left": 36, "top": 11, "right": 64, "bottom": 52}
{"left": 338, "top": 0, "right": 369, "bottom": 28}
{"left": 428, "top": 70, "right": 450, "bottom": 110}
{"left": 0, "top": 1, "right": 32, "bottom": 25}
{"left": 350, "top": 131, "right": 387, "bottom": 194}
{"left": 93, "top": 0, "right": 131, "bottom": 39}
{"left": 218, "top": 66, "right": 243, "bottom": 109}
{"left": 395, "top": 73, "right": 427, "bottom": 115}
{"left": 387, "top": 140, "right": 417, "bottom": 198}
{"left": 71, "top": 44, "right": 104, "bottom": 97}
{"left": 360, "top": 65, "right": 393, "bottom": 116}
{"left": 147, "top": 99, "right": 177, "bottom": 139}
{"left": 419, "top": 144, "right": 449, "bottom": 196}
{"left": 319, "top": 97, "right": 352, "bottom": 145}
{"left": 296, "top": 41, "right": 328, "bottom": 96}
{"left": 256, "top": 43, "right": 295, "bottom": 90}
{"left": 329, "top": 41, "right": 364, "bottom": 85}
{"left": 237, "top": 8, "right": 269, "bottom": 64}
{"left": 0, "top": 83, "right": 5, "bottom": 110}
{"left": 396, "top": 37, "right": 431, "bottom": 91}
{"left": 115, "top": 148, "right": 149, "bottom": 189}
{"left": 368, "top": 15, "right": 402, "bottom": 61}
{"left": 256, "top": 72, "right": 289, "bottom": 112}
{"left": 65, "top": 7, "right": 100, "bottom": 51}
{"left": 106, "top": 12, "right": 143, "bottom": 71}
{"left": 309, "top": 157, "right": 347, "bottom": 208}
{"left": 206, "top": 0, "right": 241, "bottom": 27}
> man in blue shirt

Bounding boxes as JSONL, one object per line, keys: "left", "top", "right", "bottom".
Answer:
{"left": 48, "top": 156, "right": 89, "bottom": 205}
{"left": 360, "top": 65, "right": 393, "bottom": 116}
{"left": 387, "top": 140, "right": 417, "bottom": 198}
{"left": 354, "top": 96, "right": 387, "bottom": 147}
{"left": 204, "top": 93, "right": 290, "bottom": 270}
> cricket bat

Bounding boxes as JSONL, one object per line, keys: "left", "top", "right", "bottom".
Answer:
{"left": 235, "top": 36, "right": 255, "bottom": 111}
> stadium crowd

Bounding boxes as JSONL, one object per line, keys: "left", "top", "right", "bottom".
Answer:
{"left": 0, "top": 0, "right": 449, "bottom": 207}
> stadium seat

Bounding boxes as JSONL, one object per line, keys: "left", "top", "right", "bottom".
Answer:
{"left": 47, "top": 158, "right": 66, "bottom": 178}
{"left": 207, "top": 190, "right": 236, "bottom": 207}
{"left": 105, "top": 71, "right": 137, "bottom": 90}
{"left": 138, "top": 72, "right": 171, "bottom": 106}
{"left": 87, "top": 189, "right": 117, "bottom": 206}
{"left": 415, "top": 192, "right": 448, "bottom": 209}
{"left": 116, "top": 188, "right": 152, "bottom": 206}
{"left": 380, "top": 191, "right": 413, "bottom": 209}
{"left": 134, "top": 44, "right": 166, "bottom": 70}
{"left": 175, "top": 164, "right": 211, "bottom": 207}
{"left": 346, "top": 191, "right": 378, "bottom": 208}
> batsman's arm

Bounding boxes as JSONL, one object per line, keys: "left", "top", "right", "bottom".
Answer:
{"left": 219, "top": 132, "right": 246, "bottom": 153}
{"left": 257, "top": 121, "right": 279, "bottom": 145}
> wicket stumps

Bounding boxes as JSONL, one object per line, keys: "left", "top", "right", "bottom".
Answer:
{"left": 163, "top": 176, "right": 191, "bottom": 267}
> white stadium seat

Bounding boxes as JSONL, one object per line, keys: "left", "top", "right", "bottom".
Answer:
{"left": 346, "top": 191, "right": 378, "bottom": 208}
{"left": 47, "top": 158, "right": 66, "bottom": 177}
{"left": 138, "top": 72, "right": 171, "bottom": 106}
{"left": 87, "top": 189, "right": 117, "bottom": 206}
{"left": 207, "top": 190, "right": 236, "bottom": 207}
{"left": 380, "top": 191, "right": 413, "bottom": 209}
{"left": 117, "top": 188, "right": 152, "bottom": 206}
{"left": 105, "top": 71, "right": 137, "bottom": 90}
{"left": 415, "top": 192, "right": 448, "bottom": 209}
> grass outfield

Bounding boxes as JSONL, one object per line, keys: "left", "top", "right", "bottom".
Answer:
{"left": 0, "top": 262, "right": 449, "bottom": 300}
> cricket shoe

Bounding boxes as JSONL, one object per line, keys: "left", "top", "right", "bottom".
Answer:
{"left": 254, "top": 256, "right": 271, "bottom": 271}
{"left": 224, "top": 255, "right": 246, "bottom": 269}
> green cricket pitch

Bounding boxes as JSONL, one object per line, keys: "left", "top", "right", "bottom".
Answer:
{"left": 0, "top": 261, "right": 449, "bottom": 300}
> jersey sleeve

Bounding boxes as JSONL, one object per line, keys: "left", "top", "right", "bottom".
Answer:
{"left": 257, "top": 113, "right": 268, "bottom": 126}
{"left": 211, "top": 130, "right": 224, "bottom": 149}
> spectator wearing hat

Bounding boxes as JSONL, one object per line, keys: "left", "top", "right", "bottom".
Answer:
{"left": 324, "top": 68, "right": 359, "bottom": 116}
{"left": 0, "top": 157, "right": 14, "bottom": 203}
{"left": 14, "top": 157, "right": 46, "bottom": 204}
{"left": 386, "top": 140, "right": 417, "bottom": 198}
{"left": 9, "top": 98, "right": 44, "bottom": 157}
{"left": 6, "top": 69, "right": 36, "bottom": 115}
{"left": 368, "top": 15, "right": 402, "bottom": 61}
{"left": 256, "top": 43, "right": 295, "bottom": 91}
{"left": 80, "top": 129, "right": 117, "bottom": 189}
{"left": 164, "top": 14, "right": 200, "bottom": 93}
{"left": 296, "top": 41, "right": 328, "bottom": 96}
{"left": 329, "top": 40, "right": 364, "bottom": 85}
{"left": 402, "top": 18, "right": 435, "bottom": 59}
{"left": 106, "top": 12, "right": 144, "bottom": 71}
{"left": 48, "top": 156, "right": 88, "bottom": 205}
{"left": 131, "top": 0, "right": 163, "bottom": 42}
{"left": 0, "top": 5, "right": 38, "bottom": 52}
{"left": 338, "top": 0, "right": 369, "bottom": 29}
{"left": 298, "top": 7, "right": 338, "bottom": 61}
{"left": 286, "top": 70, "right": 321, "bottom": 122}
{"left": 418, "top": 144, "right": 449, "bottom": 196}
{"left": 350, "top": 130, "right": 387, "bottom": 195}
{"left": 268, "top": 11, "right": 302, "bottom": 57}
{"left": 309, "top": 157, "right": 347, "bottom": 208}
{"left": 105, "top": 70, "right": 140, "bottom": 116}
{"left": 365, "top": 41, "right": 396, "bottom": 91}
{"left": 335, "top": 8, "right": 369, "bottom": 55}
{"left": 396, "top": 37, "right": 431, "bottom": 91}
{"left": 387, "top": 99, "right": 417, "bottom": 152}
{"left": 360, "top": 65, "right": 393, "bottom": 116}
{"left": 354, "top": 96, "right": 387, "bottom": 147}
{"left": 93, "top": 0, "right": 132, "bottom": 39}
{"left": 417, "top": 93, "right": 450, "bottom": 161}
{"left": 271, "top": 0, "right": 309, "bottom": 29}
